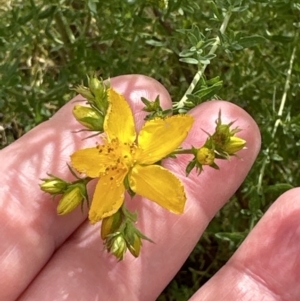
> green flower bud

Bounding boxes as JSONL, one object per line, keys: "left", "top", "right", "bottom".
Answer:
{"left": 196, "top": 147, "right": 215, "bottom": 165}
{"left": 89, "top": 77, "right": 102, "bottom": 96}
{"left": 72, "top": 105, "right": 104, "bottom": 131}
{"left": 57, "top": 183, "right": 86, "bottom": 215}
{"left": 101, "top": 210, "right": 122, "bottom": 240}
{"left": 212, "top": 124, "right": 231, "bottom": 149}
{"left": 74, "top": 85, "right": 94, "bottom": 101}
{"left": 122, "top": 222, "right": 144, "bottom": 258}
{"left": 212, "top": 112, "right": 241, "bottom": 151}
{"left": 126, "top": 233, "right": 142, "bottom": 258}
{"left": 141, "top": 96, "right": 161, "bottom": 112}
{"left": 40, "top": 176, "right": 68, "bottom": 194}
{"left": 88, "top": 76, "right": 108, "bottom": 112}
{"left": 107, "top": 233, "right": 127, "bottom": 260}
{"left": 223, "top": 136, "right": 246, "bottom": 155}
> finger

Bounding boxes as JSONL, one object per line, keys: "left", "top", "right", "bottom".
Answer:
{"left": 18, "top": 94, "right": 261, "bottom": 301}
{"left": 0, "top": 75, "right": 172, "bottom": 301}
{"left": 189, "top": 187, "right": 300, "bottom": 301}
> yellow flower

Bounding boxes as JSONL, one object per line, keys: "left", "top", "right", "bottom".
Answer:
{"left": 71, "top": 88, "right": 194, "bottom": 223}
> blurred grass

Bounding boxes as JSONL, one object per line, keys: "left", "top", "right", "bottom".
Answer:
{"left": 1, "top": 0, "right": 300, "bottom": 299}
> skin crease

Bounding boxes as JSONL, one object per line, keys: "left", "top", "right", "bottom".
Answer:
{"left": 0, "top": 74, "right": 298, "bottom": 301}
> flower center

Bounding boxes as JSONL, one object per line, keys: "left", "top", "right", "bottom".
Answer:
{"left": 120, "top": 141, "right": 137, "bottom": 168}
{"left": 98, "top": 138, "right": 137, "bottom": 171}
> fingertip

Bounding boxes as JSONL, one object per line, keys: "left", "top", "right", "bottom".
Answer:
{"left": 228, "top": 186, "right": 300, "bottom": 299}
{"left": 52, "top": 74, "right": 173, "bottom": 131}
{"left": 110, "top": 74, "right": 173, "bottom": 130}
{"left": 188, "top": 100, "right": 261, "bottom": 159}
{"left": 273, "top": 186, "right": 300, "bottom": 205}
{"left": 110, "top": 74, "right": 172, "bottom": 108}
{"left": 189, "top": 189, "right": 300, "bottom": 301}
{"left": 164, "top": 100, "right": 261, "bottom": 218}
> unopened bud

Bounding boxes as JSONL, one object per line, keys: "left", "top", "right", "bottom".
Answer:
{"left": 223, "top": 136, "right": 246, "bottom": 155}
{"left": 88, "top": 77, "right": 108, "bottom": 112}
{"left": 74, "top": 85, "right": 94, "bottom": 101}
{"left": 73, "top": 105, "right": 104, "bottom": 131}
{"left": 212, "top": 124, "right": 231, "bottom": 149}
{"left": 101, "top": 210, "right": 122, "bottom": 240}
{"left": 126, "top": 233, "right": 142, "bottom": 258}
{"left": 107, "top": 233, "right": 127, "bottom": 260}
{"left": 196, "top": 147, "right": 215, "bottom": 165}
{"left": 40, "top": 176, "right": 68, "bottom": 194}
{"left": 89, "top": 77, "right": 102, "bottom": 95}
{"left": 57, "top": 183, "right": 86, "bottom": 215}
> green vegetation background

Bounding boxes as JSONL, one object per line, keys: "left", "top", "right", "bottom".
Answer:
{"left": 1, "top": 0, "right": 300, "bottom": 299}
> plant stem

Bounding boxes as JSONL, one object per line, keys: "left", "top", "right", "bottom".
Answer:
{"left": 170, "top": 148, "right": 195, "bottom": 156}
{"left": 174, "top": 10, "right": 232, "bottom": 110}
{"left": 257, "top": 44, "right": 297, "bottom": 195}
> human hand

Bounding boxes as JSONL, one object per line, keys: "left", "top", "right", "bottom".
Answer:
{"left": 1, "top": 75, "right": 299, "bottom": 301}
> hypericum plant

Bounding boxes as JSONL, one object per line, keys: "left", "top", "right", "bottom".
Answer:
{"left": 40, "top": 75, "right": 246, "bottom": 260}
{"left": 38, "top": 0, "right": 260, "bottom": 261}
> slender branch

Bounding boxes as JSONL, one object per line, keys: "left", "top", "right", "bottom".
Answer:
{"left": 174, "top": 10, "right": 232, "bottom": 110}
{"left": 271, "top": 46, "right": 296, "bottom": 137}
{"left": 257, "top": 44, "right": 297, "bottom": 194}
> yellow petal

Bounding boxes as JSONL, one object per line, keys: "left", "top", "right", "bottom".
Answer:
{"left": 89, "top": 167, "right": 127, "bottom": 223}
{"left": 105, "top": 88, "right": 136, "bottom": 144}
{"left": 129, "top": 165, "right": 186, "bottom": 214}
{"left": 71, "top": 147, "right": 112, "bottom": 178}
{"left": 136, "top": 115, "right": 194, "bottom": 164}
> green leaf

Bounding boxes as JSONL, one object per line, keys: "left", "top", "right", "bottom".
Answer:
{"left": 238, "top": 35, "right": 266, "bottom": 49}
{"left": 215, "top": 232, "right": 246, "bottom": 243}
{"left": 206, "top": 76, "right": 222, "bottom": 85}
{"left": 187, "top": 77, "right": 223, "bottom": 104}
{"left": 145, "top": 39, "right": 165, "bottom": 47}
{"left": 271, "top": 153, "right": 283, "bottom": 161}
{"left": 38, "top": 5, "right": 56, "bottom": 20}
{"left": 231, "top": 5, "right": 249, "bottom": 13}
{"left": 266, "top": 35, "right": 294, "bottom": 43}
{"left": 249, "top": 194, "right": 261, "bottom": 212}
{"left": 179, "top": 57, "right": 199, "bottom": 64}
{"left": 179, "top": 49, "right": 196, "bottom": 57}
{"left": 265, "top": 184, "right": 294, "bottom": 195}
{"left": 87, "top": 0, "right": 99, "bottom": 15}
